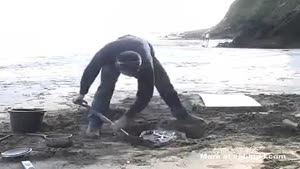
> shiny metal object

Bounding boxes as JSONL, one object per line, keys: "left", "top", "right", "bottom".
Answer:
{"left": 1, "top": 148, "right": 32, "bottom": 158}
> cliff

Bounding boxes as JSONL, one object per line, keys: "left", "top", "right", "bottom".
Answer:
{"left": 181, "top": 0, "right": 300, "bottom": 48}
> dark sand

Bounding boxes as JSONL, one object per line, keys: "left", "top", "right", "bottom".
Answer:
{"left": 1, "top": 93, "right": 300, "bottom": 168}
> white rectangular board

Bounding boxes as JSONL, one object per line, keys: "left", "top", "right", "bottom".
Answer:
{"left": 199, "top": 94, "right": 262, "bottom": 107}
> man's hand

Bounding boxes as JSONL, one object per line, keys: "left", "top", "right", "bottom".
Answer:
{"left": 72, "top": 94, "right": 85, "bottom": 105}
{"left": 112, "top": 115, "right": 130, "bottom": 131}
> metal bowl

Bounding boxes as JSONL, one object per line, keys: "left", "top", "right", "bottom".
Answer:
{"left": 1, "top": 148, "right": 32, "bottom": 160}
{"left": 44, "top": 134, "right": 73, "bottom": 148}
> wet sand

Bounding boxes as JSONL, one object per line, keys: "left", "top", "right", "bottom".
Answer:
{"left": 1, "top": 94, "right": 300, "bottom": 168}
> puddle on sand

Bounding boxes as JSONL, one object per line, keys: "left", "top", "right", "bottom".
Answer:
{"left": 148, "top": 147, "right": 285, "bottom": 169}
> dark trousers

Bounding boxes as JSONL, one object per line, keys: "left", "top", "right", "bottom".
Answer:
{"left": 88, "top": 56, "right": 188, "bottom": 128}
{"left": 88, "top": 64, "right": 120, "bottom": 128}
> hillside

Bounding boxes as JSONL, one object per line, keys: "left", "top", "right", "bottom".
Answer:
{"left": 180, "top": 0, "right": 300, "bottom": 48}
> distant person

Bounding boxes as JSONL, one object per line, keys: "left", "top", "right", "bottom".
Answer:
{"left": 73, "top": 35, "right": 206, "bottom": 137}
{"left": 202, "top": 33, "right": 210, "bottom": 47}
{"left": 205, "top": 33, "right": 210, "bottom": 40}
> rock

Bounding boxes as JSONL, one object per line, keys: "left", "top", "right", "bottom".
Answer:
{"left": 216, "top": 42, "right": 232, "bottom": 47}
{"left": 218, "top": 0, "right": 300, "bottom": 48}
{"left": 205, "top": 134, "right": 217, "bottom": 140}
{"left": 178, "top": 0, "right": 300, "bottom": 48}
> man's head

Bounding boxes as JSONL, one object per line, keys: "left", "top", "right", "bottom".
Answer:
{"left": 116, "top": 51, "right": 142, "bottom": 77}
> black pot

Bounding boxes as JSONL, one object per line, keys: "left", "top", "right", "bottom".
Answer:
{"left": 8, "top": 108, "right": 46, "bottom": 133}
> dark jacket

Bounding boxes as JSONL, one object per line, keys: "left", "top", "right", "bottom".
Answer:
{"left": 80, "top": 36, "right": 155, "bottom": 117}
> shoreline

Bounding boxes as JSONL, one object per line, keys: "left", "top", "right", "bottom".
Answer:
{"left": 1, "top": 40, "right": 300, "bottom": 168}
{"left": 1, "top": 46, "right": 300, "bottom": 112}
{"left": 162, "top": 36, "right": 300, "bottom": 49}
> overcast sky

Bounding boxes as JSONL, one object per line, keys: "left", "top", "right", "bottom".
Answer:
{"left": 0, "top": 0, "right": 235, "bottom": 57}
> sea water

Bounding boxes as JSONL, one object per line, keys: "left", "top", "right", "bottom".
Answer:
{"left": 1, "top": 39, "right": 300, "bottom": 111}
